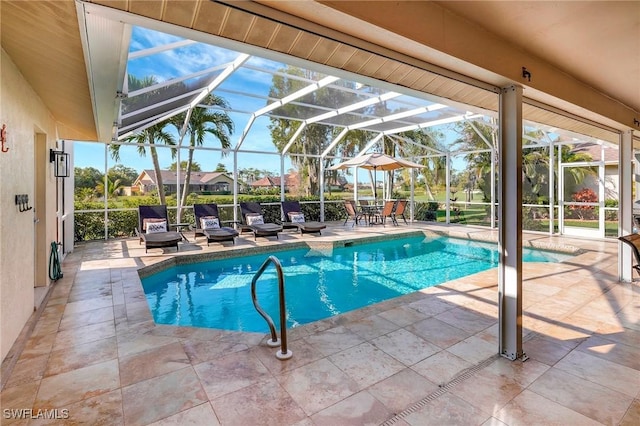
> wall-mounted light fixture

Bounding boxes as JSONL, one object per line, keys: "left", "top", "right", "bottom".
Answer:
{"left": 50, "top": 149, "right": 70, "bottom": 178}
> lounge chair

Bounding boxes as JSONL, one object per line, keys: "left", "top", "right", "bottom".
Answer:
{"left": 281, "top": 200, "right": 327, "bottom": 235}
{"left": 136, "top": 205, "right": 183, "bottom": 253}
{"left": 239, "top": 202, "right": 283, "bottom": 240}
{"left": 618, "top": 233, "right": 640, "bottom": 275}
{"left": 343, "top": 200, "right": 363, "bottom": 227}
{"left": 193, "top": 203, "right": 239, "bottom": 246}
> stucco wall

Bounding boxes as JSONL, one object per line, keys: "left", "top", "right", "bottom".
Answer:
{"left": 1, "top": 49, "right": 59, "bottom": 362}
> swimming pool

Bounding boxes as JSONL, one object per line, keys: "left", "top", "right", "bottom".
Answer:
{"left": 141, "top": 235, "right": 572, "bottom": 332}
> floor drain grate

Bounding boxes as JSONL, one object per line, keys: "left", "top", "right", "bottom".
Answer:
{"left": 380, "top": 354, "right": 501, "bottom": 426}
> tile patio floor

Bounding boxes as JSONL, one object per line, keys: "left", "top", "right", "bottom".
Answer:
{"left": 1, "top": 223, "right": 639, "bottom": 425}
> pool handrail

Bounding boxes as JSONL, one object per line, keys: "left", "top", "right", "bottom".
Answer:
{"left": 250, "top": 255, "right": 293, "bottom": 360}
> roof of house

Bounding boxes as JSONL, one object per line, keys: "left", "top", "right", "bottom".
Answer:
{"left": 136, "top": 170, "right": 232, "bottom": 185}
{"left": 251, "top": 173, "right": 300, "bottom": 188}
{"left": 571, "top": 143, "right": 619, "bottom": 163}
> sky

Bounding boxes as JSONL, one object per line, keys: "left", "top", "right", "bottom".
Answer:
{"left": 74, "top": 26, "right": 296, "bottom": 176}
{"left": 71, "top": 25, "right": 494, "bottom": 182}
{"left": 72, "top": 22, "right": 607, "bottom": 187}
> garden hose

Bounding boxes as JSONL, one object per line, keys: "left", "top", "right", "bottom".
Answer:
{"left": 49, "top": 241, "right": 63, "bottom": 281}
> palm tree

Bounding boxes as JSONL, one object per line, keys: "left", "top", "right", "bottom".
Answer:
{"left": 95, "top": 176, "right": 124, "bottom": 198}
{"left": 452, "top": 119, "right": 498, "bottom": 201}
{"left": 110, "top": 123, "right": 176, "bottom": 205}
{"left": 110, "top": 74, "right": 177, "bottom": 205}
{"left": 395, "top": 128, "right": 446, "bottom": 200}
{"left": 171, "top": 94, "right": 234, "bottom": 210}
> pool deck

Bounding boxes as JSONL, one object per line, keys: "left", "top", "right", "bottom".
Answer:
{"left": 1, "top": 222, "right": 639, "bottom": 425}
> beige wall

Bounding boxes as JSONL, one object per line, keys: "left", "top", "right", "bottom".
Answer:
{"left": 1, "top": 49, "right": 59, "bottom": 362}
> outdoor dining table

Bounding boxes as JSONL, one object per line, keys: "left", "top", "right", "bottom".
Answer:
{"left": 359, "top": 203, "right": 383, "bottom": 225}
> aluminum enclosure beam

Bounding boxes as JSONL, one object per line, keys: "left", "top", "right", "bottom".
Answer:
{"left": 498, "top": 85, "right": 525, "bottom": 361}
{"left": 619, "top": 130, "right": 633, "bottom": 282}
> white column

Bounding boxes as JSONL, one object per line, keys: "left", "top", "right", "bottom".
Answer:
{"left": 233, "top": 151, "right": 239, "bottom": 224}
{"left": 598, "top": 145, "right": 606, "bottom": 238}
{"left": 176, "top": 148, "right": 181, "bottom": 223}
{"left": 104, "top": 144, "right": 109, "bottom": 240}
{"left": 320, "top": 161, "right": 325, "bottom": 222}
{"left": 491, "top": 146, "right": 496, "bottom": 229}
{"left": 498, "top": 84, "right": 524, "bottom": 361}
{"left": 619, "top": 130, "right": 633, "bottom": 282}
{"left": 445, "top": 153, "right": 451, "bottom": 223}
{"left": 549, "top": 139, "right": 555, "bottom": 234}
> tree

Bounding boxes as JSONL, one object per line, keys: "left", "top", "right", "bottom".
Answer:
{"left": 169, "top": 161, "right": 201, "bottom": 172}
{"left": 74, "top": 167, "right": 103, "bottom": 191}
{"left": 452, "top": 120, "right": 498, "bottom": 201}
{"left": 170, "top": 94, "right": 233, "bottom": 209}
{"left": 109, "top": 75, "right": 176, "bottom": 205}
{"left": 558, "top": 144, "right": 594, "bottom": 185}
{"left": 108, "top": 164, "right": 138, "bottom": 187}
{"left": 392, "top": 129, "right": 446, "bottom": 200}
{"left": 268, "top": 67, "right": 369, "bottom": 195}
{"left": 95, "top": 177, "right": 124, "bottom": 197}
{"left": 214, "top": 163, "right": 228, "bottom": 172}
{"left": 111, "top": 124, "right": 175, "bottom": 204}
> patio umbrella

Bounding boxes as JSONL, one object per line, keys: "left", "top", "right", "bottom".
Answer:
{"left": 329, "top": 153, "right": 423, "bottom": 204}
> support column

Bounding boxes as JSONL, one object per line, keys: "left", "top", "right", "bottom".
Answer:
{"left": 233, "top": 151, "right": 239, "bottom": 224}
{"left": 445, "top": 153, "right": 451, "bottom": 223}
{"left": 319, "top": 161, "right": 325, "bottom": 222}
{"left": 619, "top": 130, "right": 633, "bottom": 282}
{"left": 491, "top": 146, "right": 496, "bottom": 229}
{"left": 549, "top": 138, "right": 555, "bottom": 235}
{"left": 498, "top": 84, "right": 525, "bottom": 361}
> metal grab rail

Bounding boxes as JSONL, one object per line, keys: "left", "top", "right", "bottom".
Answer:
{"left": 251, "top": 255, "right": 293, "bottom": 360}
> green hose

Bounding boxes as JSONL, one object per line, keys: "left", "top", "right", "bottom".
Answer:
{"left": 49, "top": 241, "right": 63, "bottom": 281}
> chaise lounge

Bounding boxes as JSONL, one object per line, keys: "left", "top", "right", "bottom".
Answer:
{"left": 193, "top": 203, "right": 239, "bottom": 246}
{"left": 239, "top": 202, "right": 283, "bottom": 240}
{"left": 136, "top": 205, "right": 183, "bottom": 253}
{"left": 281, "top": 200, "right": 326, "bottom": 235}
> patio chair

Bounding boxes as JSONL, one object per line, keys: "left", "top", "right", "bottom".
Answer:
{"left": 136, "top": 205, "right": 183, "bottom": 253}
{"left": 193, "top": 203, "right": 239, "bottom": 246}
{"left": 239, "top": 202, "right": 283, "bottom": 240}
{"left": 618, "top": 233, "right": 640, "bottom": 275}
{"left": 343, "top": 200, "right": 363, "bottom": 227}
{"left": 281, "top": 200, "right": 326, "bottom": 235}
{"left": 393, "top": 199, "right": 408, "bottom": 224}
{"left": 376, "top": 200, "right": 398, "bottom": 226}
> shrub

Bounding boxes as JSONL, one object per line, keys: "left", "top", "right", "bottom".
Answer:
{"left": 74, "top": 195, "right": 347, "bottom": 241}
{"left": 568, "top": 188, "right": 597, "bottom": 220}
{"left": 414, "top": 201, "right": 439, "bottom": 221}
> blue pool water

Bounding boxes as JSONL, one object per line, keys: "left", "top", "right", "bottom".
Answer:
{"left": 141, "top": 236, "right": 571, "bottom": 332}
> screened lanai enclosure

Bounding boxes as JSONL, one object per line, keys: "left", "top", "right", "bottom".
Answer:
{"left": 71, "top": 2, "right": 629, "bottom": 244}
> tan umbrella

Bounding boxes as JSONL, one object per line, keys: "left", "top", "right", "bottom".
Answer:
{"left": 329, "top": 153, "right": 423, "bottom": 204}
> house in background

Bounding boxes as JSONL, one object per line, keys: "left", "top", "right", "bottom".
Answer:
{"left": 249, "top": 172, "right": 348, "bottom": 194}
{"left": 569, "top": 142, "right": 620, "bottom": 200}
{"left": 250, "top": 172, "right": 301, "bottom": 193}
{"left": 133, "top": 170, "right": 234, "bottom": 195}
